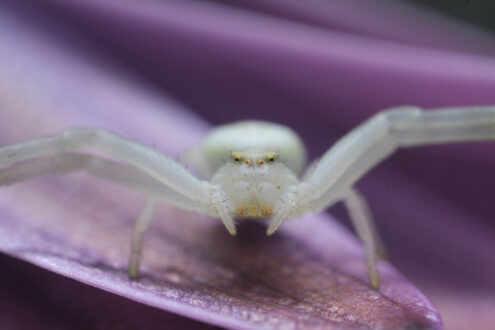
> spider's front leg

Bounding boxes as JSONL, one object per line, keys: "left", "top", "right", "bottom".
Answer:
{"left": 267, "top": 183, "right": 384, "bottom": 288}
{"left": 268, "top": 105, "right": 495, "bottom": 288}
{"left": 0, "top": 128, "right": 237, "bottom": 278}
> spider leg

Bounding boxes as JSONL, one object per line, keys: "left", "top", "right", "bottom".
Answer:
{"left": 129, "top": 196, "right": 158, "bottom": 279}
{"left": 342, "top": 187, "right": 386, "bottom": 288}
{"left": 0, "top": 152, "right": 210, "bottom": 215}
{"left": 343, "top": 188, "right": 387, "bottom": 259}
{"left": 178, "top": 147, "right": 212, "bottom": 180}
{"left": 269, "top": 105, "right": 495, "bottom": 287}
{"left": 297, "top": 105, "right": 495, "bottom": 216}
{"left": 0, "top": 128, "right": 206, "bottom": 200}
{"left": 0, "top": 129, "right": 237, "bottom": 232}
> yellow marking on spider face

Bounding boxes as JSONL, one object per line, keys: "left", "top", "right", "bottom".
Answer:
{"left": 261, "top": 206, "right": 272, "bottom": 217}
{"left": 237, "top": 203, "right": 272, "bottom": 218}
{"left": 249, "top": 204, "right": 258, "bottom": 216}
{"left": 237, "top": 205, "right": 248, "bottom": 216}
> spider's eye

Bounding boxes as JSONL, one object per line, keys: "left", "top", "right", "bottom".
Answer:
{"left": 264, "top": 153, "right": 278, "bottom": 163}
{"left": 230, "top": 152, "right": 244, "bottom": 163}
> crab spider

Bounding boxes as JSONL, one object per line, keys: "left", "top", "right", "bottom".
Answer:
{"left": 0, "top": 106, "right": 494, "bottom": 288}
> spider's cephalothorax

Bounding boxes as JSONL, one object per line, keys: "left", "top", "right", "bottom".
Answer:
{"left": 197, "top": 121, "right": 305, "bottom": 219}
{"left": 2, "top": 105, "right": 494, "bottom": 288}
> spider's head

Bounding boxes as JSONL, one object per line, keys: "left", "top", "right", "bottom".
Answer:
{"left": 211, "top": 150, "right": 298, "bottom": 222}
{"left": 229, "top": 151, "right": 279, "bottom": 167}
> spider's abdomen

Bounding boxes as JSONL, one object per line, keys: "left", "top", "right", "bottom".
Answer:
{"left": 200, "top": 121, "right": 307, "bottom": 177}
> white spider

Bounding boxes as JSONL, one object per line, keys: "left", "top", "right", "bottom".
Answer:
{"left": 1, "top": 105, "right": 494, "bottom": 289}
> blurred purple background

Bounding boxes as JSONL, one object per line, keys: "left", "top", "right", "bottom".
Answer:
{"left": 1, "top": 0, "right": 495, "bottom": 329}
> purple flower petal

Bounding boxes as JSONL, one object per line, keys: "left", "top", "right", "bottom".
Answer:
{"left": 0, "top": 4, "right": 442, "bottom": 329}
{"left": 0, "top": 254, "right": 217, "bottom": 330}
{"left": 42, "top": 2, "right": 495, "bottom": 329}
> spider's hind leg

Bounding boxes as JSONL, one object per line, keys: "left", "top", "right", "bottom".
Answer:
{"left": 342, "top": 187, "right": 386, "bottom": 289}
{"left": 129, "top": 197, "right": 158, "bottom": 279}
